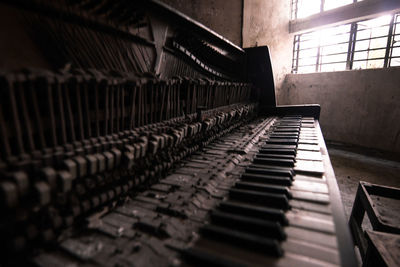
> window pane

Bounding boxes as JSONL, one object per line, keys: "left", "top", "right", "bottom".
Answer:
{"left": 299, "top": 48, "right": 318, "bottom": 58}
{"left": 355, "top": 37, "right": 388, "bottom": 51}
{"left": 324, "top": 0, "right": 353, "bottom": 11}
{"left": 321, "top": 53, "right": 348, "bottom": 64}
{"left": 321, "top": 45, "right": 348, "bottom": 55}
{"left": 297, "top": 66, "right": 316, "bottom": 73}
{"left": 354, "top": 48, "right": 386, "bottom": 60}
{"left": 390, "top": 57, "right": 400, "bottom": 66}
{"left": 353, "top": 51, "right": 368, "bottom": 61}
{"left": 320, "top": 62, "right": 347, "bottom": 72}
{"left": 353, "top": 58, "right": 384, "bottom": 69}
{"left": 390, "top": 47, "right": 400, "bottom": 66}
{"left": 352, "top": 61, "right": 367, "bottom": 69}
{"left": 299, "top": 56, "right": 317, "bottom": 67}
{"left": 391, "top": 15, "right": 400, "bottom": 66}
{"left": 367, "top": 59, "right": 384, "bottom": 68}
{"left": 296, "top": 0, "right": 321, "bottom": 19}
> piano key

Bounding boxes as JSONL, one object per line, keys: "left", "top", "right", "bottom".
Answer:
{"left": 218, "top": 201, "right": 288, "bottom": 225}
{"left": 194, "top": 238, "right": 337, "bottom": 267}
{"left": 269, "top": 135, "right": 299, "bottom": 139}
{"left": 262, "top": 144, "right": 297, "bottom": 150}
{"left": 255, "top": 153, "right": 296, "bottom": 160}
{"left": 269, "top": 132, "right": 299, "bottom": 136}
{"left": 275, "top": 126, "right": 300, "bottom": 129}
{"left": 235, "top": 181, "right": 292, "bottom": 198}
{"left": 286, "top": 208, "right": 334, "bottom": 223}
{"left": 200, "top": 224, "right": 283, "bottom": 257}
{"left": 291, "top": 191, "right": 330, "bottom": 204}
{"left": 245, "top": 167, "right": 294, "bottom": 178}
{"left": 298, "top": 139, "right": 319, "bottom": 145}
{"left": 273, "top": 129, "right": 300, "bottom": 133}
{"left": 297, "top": 144, "right": 320, "bottom": 152}
{"left": 290, "top": 199, "right": 332, "bottom": 214}
{"left": 241, "top": 173, "right": 292, "bottom": 186}
{"left": 253, "top": 157, "right": 295, "bottom": 167}
{"left": 286, "top": 212, "right": 335, "bottom": 234}
{"left": 265, "top": 140, "right": 298, "bottom": 146}
{"left": 281, "top": 239, "right": 340, "bottom": 265}
{"left": 259, "top": 148, "right": 296, "bottom": 156}
{"left": 294, "top": 160, "right": 325, "bottom": 175}
{"left": 229, "top": 188, "right": 290, "bottom": 210}
{"left": 291, "top": 180, "right": 329, "bottom": 194}
{"left": 180, "top": 247, "right": 247, "bottom": 267}
{"left": 295, "top": 150, "right": 323, "bottom": 161}
{"left": 210, "top": 210, "right": 286, "bottom": 240}
{"left": 294, "top": 174, "right": 325, "bottom": 183}
{"left": 284, "top": 227, "right": 338, "bottom": 248}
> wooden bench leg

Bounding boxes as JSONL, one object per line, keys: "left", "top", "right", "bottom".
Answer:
{"left": 349, "top": 184, "right": 368, "bottom": 257}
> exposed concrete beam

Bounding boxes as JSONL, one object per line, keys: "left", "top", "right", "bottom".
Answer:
{"left": 290, "top": 0, "right": 400, "bottom": 33}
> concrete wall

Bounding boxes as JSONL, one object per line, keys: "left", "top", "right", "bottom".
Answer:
{"left": 280, "top": 68, "right": 400, "bottom": 153}
{"left": 242, "top": 0, "right": 293, "bottom": 95}
{"left": 159, "top": 0, "right": 243, "bottom": 46}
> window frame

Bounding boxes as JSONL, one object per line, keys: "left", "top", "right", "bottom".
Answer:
{"left": 291, "top": 13, "right": 400, "bottom": 73}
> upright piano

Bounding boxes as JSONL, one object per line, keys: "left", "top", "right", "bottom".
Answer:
{"left": 0, "top": 0, "right": 357, "bottom": 266}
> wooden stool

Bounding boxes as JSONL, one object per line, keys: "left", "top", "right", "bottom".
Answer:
{"left": 349, "top": 181, "right": 400, "bottom": 262}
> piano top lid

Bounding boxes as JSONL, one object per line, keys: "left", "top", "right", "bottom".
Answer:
{"left": 144, "top": 0, "right": 245, "bottom": 54}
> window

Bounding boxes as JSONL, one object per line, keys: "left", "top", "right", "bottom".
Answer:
{"left": 291, "top": 0, "right": 364, "bottom": 20}
{"left": 292, "top": 13, "right": 400, "bottom": 73}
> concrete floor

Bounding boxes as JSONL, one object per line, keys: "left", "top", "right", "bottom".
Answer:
{"left": 328, "top": 145, "right": 400, "bottom": 219}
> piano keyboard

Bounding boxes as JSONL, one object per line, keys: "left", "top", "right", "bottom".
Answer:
{"left": 181, "top": 116, "right": 343, "bottom": 267}
{"left": 30, "top": 116, "right": 353, "bottom": 267}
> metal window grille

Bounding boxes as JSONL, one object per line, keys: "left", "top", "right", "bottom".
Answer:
{"left": 292, "top": 13, "right": 400, "bottom": 73}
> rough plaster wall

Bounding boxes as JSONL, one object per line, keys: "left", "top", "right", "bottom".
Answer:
{"left": 159, "top": 0, "right": 243, "bottom": 45}
{"left": 242, "top": 0, "right": 293, "bottom": 98}
{"left": 280, "top": 68, "right": 400, "bottom": 153}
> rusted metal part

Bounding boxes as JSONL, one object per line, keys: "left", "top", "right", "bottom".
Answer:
{"left": 0, "top": 68, "right": 255, "bottom": 260}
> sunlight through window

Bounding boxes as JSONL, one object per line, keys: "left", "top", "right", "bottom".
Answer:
{"left": 324, "top": 0, "right": 353, "bottom": 11}
{"left": 292, "top": 14, "right": 400, "bottom": 73}
{"left": 292, "top": 0, "right": 365, "bottom": 20}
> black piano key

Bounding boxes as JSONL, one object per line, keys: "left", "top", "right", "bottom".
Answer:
{"left": 234, "top": 181, "right": 292, "bottom": 198}
{"left": 275, "top": 125, "right": 300, "bottom": 128}
{"left": 265, "top": 139, "right": 298, "bottom": 145}
{"left": 180, "top": 247, "right": 246, "bottom": 267}
{"left": 245, "top": 167, "right": 294, "bottom": 179}
{"left": 274, "top": 125, "right": 300, "bottom": 128}
{"left": 253, "top": 157, "right": 295, "bottom": 167}
{"left": 270, "top": 131, "right": 299, "bottom": 135}
{"left": 210, "top": 210, "right": 286, "bottom": 240}
{"left": 200, "top": 224, "right": 283, "bottom": 257}
{"left": 255, "top": 153, "right": 296, "bottom": 161}
{"left": 261, "top": 144, "right": 297, "bottom": 150}
{"left": 258, "top": 148, "right": 296, "bottom": 156}
{"left": 268, "top": 135, "right": 299, "bottom": 139}
{"left": 241, "top": 173, "right": 292, "bottom": 186}
{"left": 273, "top": 129, "right": 299, "bottom": 133}
{"left": 229, "top": 188, "right": 290, "bottom": 210}
{"left": 218, "top": 201, "right": 288, "bottom": 225}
